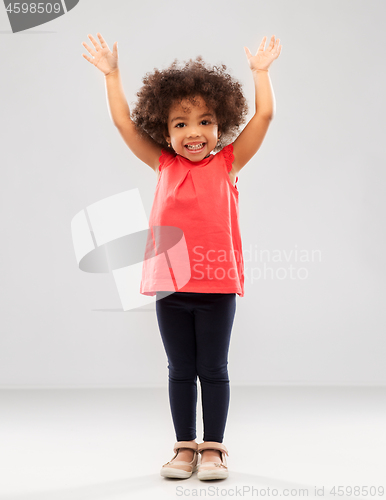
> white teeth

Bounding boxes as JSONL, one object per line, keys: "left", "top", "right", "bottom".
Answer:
{"left": 186, "top": 143, "right": 204, "bottom": 150}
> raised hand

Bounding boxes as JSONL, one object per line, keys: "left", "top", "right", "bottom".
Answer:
{"left": 244, "top": 35, "right": 282, "bottom": 72}
{"left": 82, "top": 32, "right": 118, "bottom": 76}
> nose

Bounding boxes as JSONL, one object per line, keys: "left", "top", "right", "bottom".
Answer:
{"left": 186, "top": 125, "right": 200, "bottom": 137}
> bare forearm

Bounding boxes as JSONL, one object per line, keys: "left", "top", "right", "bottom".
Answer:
{"left": 104, "top": 68, "right": 131, "bottom": 126}
{"left": 252, "top": 69, "right": 275, "bottom": 118}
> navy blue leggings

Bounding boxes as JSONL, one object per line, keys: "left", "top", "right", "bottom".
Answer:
{"left": 155, "top": 291, "right": 236, "bottom": 443}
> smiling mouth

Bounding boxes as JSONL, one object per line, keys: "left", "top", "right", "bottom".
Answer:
{"left": 185, "top": 143, "right": 205, "bottom": 151}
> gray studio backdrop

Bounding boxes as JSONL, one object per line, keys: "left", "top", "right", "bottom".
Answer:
{"left": 1, "top": 0, "right": 385, "bottom": 387}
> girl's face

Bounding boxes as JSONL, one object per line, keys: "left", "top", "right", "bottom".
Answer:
{"left": 165, "top": 95, "right": 221, "bottom": 161}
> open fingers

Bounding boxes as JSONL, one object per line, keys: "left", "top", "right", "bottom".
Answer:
{"left": 82, "top": 40, "right": 97, "bottom": 57}
{"left": 272, "top": 38, "right": 281, "bottom": 55}
{"left": 96, "top": 32, "right": 110, "bottom": 51}
{"left": 87, "top": 33, "right": 102, "bottom": 52}
{"left": 267, "top": 36, "right": 280, "bottom": 55}
{"left": 257, "top": 36, "right": 267, "bottom": 54}
{"left": 82, "top": 53, "right": 94, "bottom": 64}
{"left": 267, "top": 35, "right": 276, "bottom": 51}
{"left": 244, "top": 46, "right": 252, "bottom": 58}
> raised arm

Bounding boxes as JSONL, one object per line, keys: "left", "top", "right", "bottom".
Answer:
{"left": 82, "top": 33, "right": 162, "bottom": 172}
{"left": 104, "top": 69, "right": 162, "bottom": 171}
{"left": 232, "top": 35, "right": 282, "bottom": 173}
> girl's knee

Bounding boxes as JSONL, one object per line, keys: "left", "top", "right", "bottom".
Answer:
{"left": 168, "top": 364, "right": 197, "bottom": 382}
{"left": 196, "top": 362, "right": 229, "bottom": 382}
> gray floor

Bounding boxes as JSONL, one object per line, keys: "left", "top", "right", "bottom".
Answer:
{"left": 0, "top": 386, "right": 384, "bottom": 499}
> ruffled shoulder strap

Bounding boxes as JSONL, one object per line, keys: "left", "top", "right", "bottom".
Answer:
{"left": 159, "top": 148, "right": 176, "bottom": 172}
{"left": 221, "top": 143, "right": 235, "bottom": 173}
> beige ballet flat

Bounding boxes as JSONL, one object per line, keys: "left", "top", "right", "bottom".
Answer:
{"left": 160, "top": 441, "right": 199, "bottom": 479}
{"left": 197, "top": 441, "right": 229, "bottom": 480}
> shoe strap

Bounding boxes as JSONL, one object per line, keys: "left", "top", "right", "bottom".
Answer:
{"left": 173, "top": 441, "right": 198, "bottom": 454}
{"left": 199, "top": 462, "right": 228, "bottom": 469}
{"left": 197, "top": 441, "right": 229, "bottom": 456}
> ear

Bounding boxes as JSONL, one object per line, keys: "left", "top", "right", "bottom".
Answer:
{"left": 163, "top": 126, "right": 171, "bottom": 144}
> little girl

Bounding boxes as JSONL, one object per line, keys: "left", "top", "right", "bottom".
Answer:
{"left": 82, "top": 32, "right": 282, "bottom": 481}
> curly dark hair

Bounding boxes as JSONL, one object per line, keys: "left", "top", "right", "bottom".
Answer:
{"left": 130, "top": 55, "right": 249, "bottom": 153}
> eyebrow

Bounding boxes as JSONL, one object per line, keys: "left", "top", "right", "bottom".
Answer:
{"left": 170, "top": 113, "right": 214, "bottom": 123}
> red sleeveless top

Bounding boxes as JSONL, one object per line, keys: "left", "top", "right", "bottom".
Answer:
{"left": 140, "top": 143, "right": 244, "bottom": 297}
